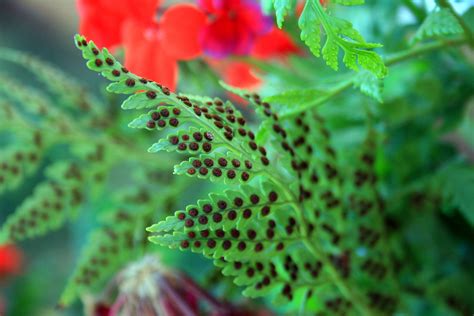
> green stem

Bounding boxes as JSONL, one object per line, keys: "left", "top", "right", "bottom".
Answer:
{"left": 281, "top": 36, "right": 469, "bottom": 118}
{"left": 385, "top": 36, "right": 467, "bottom": 65}
{"left": 280, "top": 81, "right": 352, "bottom": 119}
{"left": 401, "top": 0, "right": 426, "bottom": 23}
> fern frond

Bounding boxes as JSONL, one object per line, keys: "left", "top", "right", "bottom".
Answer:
{"left": 149, "top": 183, "right": 318, "bottom": 304}
{"left": 0, "top": 112, "right": 45, "bottom": 195}
{"left": 342, "top": 130, "right": 399, "bottom": 309}
{"left": 75, "top": 36, "right": 275, "bottom": 187}
{"left": 437, "top": 164, "right": 474, "bottom": 226}
{"left": 0, "top": 45, "right": 188, "bottom": 310}
{"left": 59, "top": 180, "right": 183, "bottom": 307}
{"left": 353, "top": 70, "right": 384, "bottom": 103}
{"left": 263, "top": 88, "right": 329, "bottom": 111}
{"left": 0, "top": 48, "right": 104, "bottom": 118}
{"left": 0, "top": 74, "right": 63, "bottom": 123}
{"left": 75, "top": 34, "right": 399, "bottom": 315}
{"left": 272, "top": 0, "right": 387, "bottom": 77}
{"left": 273, "top": 0, "right": 297, "bottom": 28}
{"left": 59, "top": 212, "right": 145, "bottom": 306}
{"left": 0, "top": 162, "right": 84, "bottom": 243}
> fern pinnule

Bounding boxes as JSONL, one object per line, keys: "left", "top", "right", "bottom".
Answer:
{"left": 58, "top": 179, "right": 185, "bottom": 307}
{"left": 0, "top": 162, "right": 84, "bottom": 243}
{"left": 0, "top": 48, "right": 104, "bottom": 119}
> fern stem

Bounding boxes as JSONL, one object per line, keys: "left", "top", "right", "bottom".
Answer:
{"left": 401, "top": 0, "right": 427, "bottom": 23}
{"left": 298, "top": 290, "right": 309, "bottom": 316}
{"left": 280, "top": 80, "right": 352, "bottom": 118}
{"left": 385, "top": 36, "right": 468, "bottom": 66}
{"left": 280, "top": 36, "right": 469, "bottom": 119}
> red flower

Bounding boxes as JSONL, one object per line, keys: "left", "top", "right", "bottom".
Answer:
{"left": 121, "top": 19, "right": 178, "bottom": 90}
{"left": 197, "top": 0, "right": 273, "bottom": 58}
{"left": 0, "top": 244, "right": 22, "bottom": 277}
{"left": 160, "top": 4, "right": 207, "bottom": 60}
{"left": 77, "top": 0, "right": 160, "bottom": 49}
{"left": 214, "top": 60, "right": 261, "bottom": 104}
{"left": 252, "top": 27, "right": 301, "bottom": 59}
{"left": 77, "top": 0, "right": 298, "bottom": 91}
{"left": 218, "top": 27, "right": 301, "bottom": 91}
{"left": 77, "top": 0, "right": 205, "bottom": 90}
{"left": 94, "top": 302, "right": 111, "bottom": 316}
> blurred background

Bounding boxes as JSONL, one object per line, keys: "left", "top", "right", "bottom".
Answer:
{"left": 0, "top": 2, "right": 201, "bottom": 315}
{"left": 1, "top": 2, "right": 89, "bottom": 315}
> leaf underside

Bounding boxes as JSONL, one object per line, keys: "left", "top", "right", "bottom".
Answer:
{"left": 75, "top": 33, "right": 399, "bottom": 315}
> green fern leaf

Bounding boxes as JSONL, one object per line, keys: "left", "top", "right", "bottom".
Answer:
{"left": 149, "top": 184, "right": 312, "bottom": 303}
{"left": 214, "top": 86, "right": 399, "bottom": 313}
{"left": 173, "top": 152, "right": 259, "bottom": 184}
{"left": 0, "top": 131, "right": 44, "bottom": 194}
{"left": 58, "top": 179, "right": 183, "bottom": 307}
{"left": 279, "top": 0, "right": 387, "bottom": 77}
{"left": 439, "top": 165, "right": 474, "bottom": 226}
{"left": 0, "top": 75, "right": 63, "bottom": 123}
{"left": 0, "top": 48, "right": 104, "bottom": 119}
{"left": 353, "top": 70, "right": 384, "bottom": 103}
{"left": 0, "top": 162, "right": 84, "bottom": 243}
{"left": 412, "top": 8, "right": 464, "bottom": 44}
{"left": 273, "top": 0, "right": 297, "bottom": 28}
{"left": 76, "top": 35, "right": 399, "bottom": 315}
{"left": 59, "top": 209, "right": 148, "bottom": 306}
{"left": 298, "top": 1, "right": 322, "bottom": 57}
{"left": 264, "top": 88, "right": 329, "bottom": 111}
{"left": 0, "top": 45, "right": 187, "bottom": 309}
{"left": 342, "top": 130, "right": 399, "bottom": 302}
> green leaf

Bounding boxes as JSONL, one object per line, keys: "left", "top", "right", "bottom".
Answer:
{"left": 458, "top": 102, "right": 474, "bottom": 149}
{"left": 439, "top": 165, "right": 474, "bottom": 226}
{"left": 148, "top": 184, "right": 312, "bottom": 303}
{"left": 353, "top": 70, "right": 384, "bottom": 103}
{"left": 272, "top": 0, "right": 297, "bottom": 28}
{"left": 0, "top": 48, "right": 104, "bottom": 119}
{"left": 298, "top": 1, "right": 322, "bottom": 57}
{"left": 264, "top": 88, "right": 329, "bottom": 112}
{"left": 261, "top": 0, "right": 274, "bottom": 15}
{"left": 0, "top": 162, "right": 84, "bottom": 243}
{"left": 59, "top": 204, "right": 157, "bottom": 307}
{"left": 411, "top": 8, "right": 464, "bottom": 44}
{"left": 0, "top": 141, "right": 44, "bottom": 195}
{"left": 58, "top": 228, "right": 134, "bottom": 306}
{"left": 76, "top": 35, "right": 399, "bottom": 315}
{"left": 276, "top": 0, "right": 388, "bottom": 77}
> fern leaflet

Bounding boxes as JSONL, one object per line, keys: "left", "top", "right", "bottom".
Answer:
{"left": 411, "top": 7, "right": 464, "bottom": 44}
{"left": 272, "top": 0, "right": 387, "bottom": 77}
